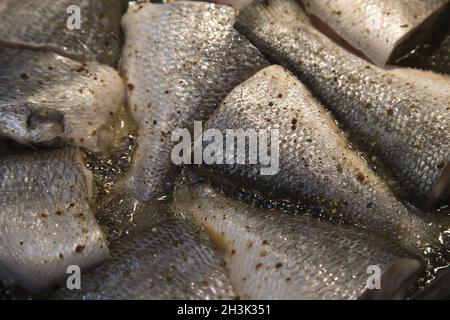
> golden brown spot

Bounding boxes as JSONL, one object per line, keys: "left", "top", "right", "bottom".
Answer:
{"left": 75, "top": 213, "right": 86, "bottom": 222}
{"left": 356, "top": 172, "right": 365, "bottom": 183}
{"left": 75, "top": 245, "right": 85, "bottom": 253}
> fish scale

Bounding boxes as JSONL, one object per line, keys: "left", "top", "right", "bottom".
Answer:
{"left": 235, "top": 0, "right": 450, "bottom": 206}
{"left": 302, "top": 0, "right": 449, "bottom": 67}
{"left": 51, "top": 219, "right": 236, "bottom": 299}
{"left": 112, "top": 1, "right": 268, "bottom": 203}
{"left": 0, "top": 0, "right": 124, "bottom": 66}
{"left": 199, "top": 65, "right": 448, "bottom": 255}
{"left": 0, "top": 48, "right": 125, "bottom": 152}
{"left": 174, "top": 179, "right": 422, "bottom": 300}
{"left": 0, "top": 148, "right": 109, "bottom": 292}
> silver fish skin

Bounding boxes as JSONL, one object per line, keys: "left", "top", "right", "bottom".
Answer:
{"left": 116, "top": 1, "right": 268, "bottom": 203}
{"left": 174, "top": 180, "right": 422, "bottom": 300}
{"left": 0, "top": 0, "right": 124, "bottom": 66}
{"left": 51, "top": 219, "right": 235, "bottom": 300}
{"left": 302, "top": 0, "right": 449, "bottom": 67}
{"left": 200, "top": 65, "right": 448, "bottom": 254}
{"left": 235, "top": 0, "right": 450, "bottom": 205}
{"left": 0, "top": 148, "right": 109, "bottom": 292}
{"left": 0, "top": 49, "right": 125, "bottom": 152}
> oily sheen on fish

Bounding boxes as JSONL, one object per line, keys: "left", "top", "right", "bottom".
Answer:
{"left": 0, "top": 49, "right": 125, "bottom": 152}
{"left": 302, "top": 0, "right": 449, "bottom": 67}
{"left": 235, "top": 0, "right": 450, "bottom": 205}
{"left": 0, "top": 148, "right": 109, "bottom": 292}
{"left": 115, "top": 1, "right": 268, "bottom": 202}
{"left": 199, "top": 65, "right": 447, "bottom": 254}
{"left": 51, "top": 219, "right": 235, "bottom": 300}
{"left": 174, "top": 180, "right": 422, "bottom": 300}
{"left": 0, "top": 0, "right": 124, "bottom": 66}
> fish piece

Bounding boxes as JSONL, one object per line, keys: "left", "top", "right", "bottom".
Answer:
{"left": 0, "top": 148, "right": 109, "bottom": 292}
{"left": 115, "top": 1, "right": 268, "bottom": 203}
{"left": 235, "top": 0, "right": 450, "bottom": 206}
{"left": 174, "top": 180, "right": 422, "bottom": 300}
{"left": 51, "top": 219, "right": 235, "bottom": 300}
{"left": 302, "top": 0, "right": 449, "bottom": 67}
{"left": 199, "top": 65, "right": 447, "bottom": 254}
{"left": 0, "top": 0, "right": 124, "bottom": 66}
{"left": 0, "top": 49, "right": 125, "bottom": 152}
